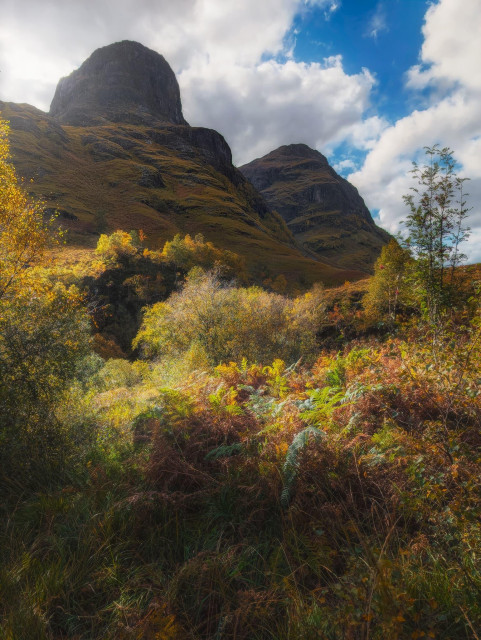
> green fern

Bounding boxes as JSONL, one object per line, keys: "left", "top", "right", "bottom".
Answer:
{"left": 281, "top": 427, "right": 325, "bottom": 509}
{"left": 205, "top": 442, "right": 244, "bottom": 461}
{"left": 298, "top": 387, "right": 345, "bottom": 425}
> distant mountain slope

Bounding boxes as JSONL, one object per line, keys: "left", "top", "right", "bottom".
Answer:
{"left": 240, "top": 144, "right": 390, "bottom": 271}
{"left": 0, "top": 41, "right": 367, "bottom": 286}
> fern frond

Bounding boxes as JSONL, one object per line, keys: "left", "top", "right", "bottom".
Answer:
{"left": 281, "top": 426, "right": 325, "bottom": 509}
{"left": 205, "top": 442, "right": 243, "bottom": 461}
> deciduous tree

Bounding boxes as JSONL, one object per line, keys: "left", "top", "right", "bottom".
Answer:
{"left": 0, "top": 117, "right": 90, "bottom": 485}
{"left": 0, "top": 118, "right": 55, "bottom": 299}
{"left": 403, "top": 145, "right": 470, "bottom": 322}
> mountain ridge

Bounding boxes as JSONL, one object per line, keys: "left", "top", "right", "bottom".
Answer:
{"left": 0, "top": 41, "right": 384, "bottom": 286}
{"left": 240, "top": 143, "right": 390, "bottom": 272}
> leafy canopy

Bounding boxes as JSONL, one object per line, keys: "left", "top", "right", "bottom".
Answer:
{"left": 134, "top": 269, "right": 326, "bottom": 366}
{"left": 0, "top": 116, "right": 90, "bottom": 485}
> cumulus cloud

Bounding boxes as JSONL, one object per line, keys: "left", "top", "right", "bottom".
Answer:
{"left": 181, "top": 56, "right": 376, "bottom": 164}
{"left": 406, "top": 0, "right": 481, "bottom": 92}
{"left": 333, "top": 158, "right": 356, "bottom": 173}
{"left": 1, "top": 0, "right": 376, "bottom": 166}
{"left": 0, "top": 0, "right": 335, "bottom": 105}
{"left": 350, "top": 0, "right": 481, "bottom": 262}
{"left": 1, "top": 0, "right": 294, "bottom": 107}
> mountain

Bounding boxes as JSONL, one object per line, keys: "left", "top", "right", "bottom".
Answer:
{"left": 240, "top": 144, "right": 390, "bottom": 271}
{"left": 0, "top": 41, "right": 370, "bottom": 286}
{"left": 49, "top": 40, "right": 187, "bottom": 127}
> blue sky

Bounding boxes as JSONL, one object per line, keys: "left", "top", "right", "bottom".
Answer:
{"left": 293, "top": 0, "right": 426, "bottom": 120}
{"left": 289, "top": 0, "right": 428, "bottom": 174}
{"left": 1, "top": 0, "right": 481, "bottom": 260}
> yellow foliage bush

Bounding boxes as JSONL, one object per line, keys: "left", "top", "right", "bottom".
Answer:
{"left": 0, "top": 117, "right": 91, "bottom": 485}
{"left": 363, "top": 238, "right": 412, "bottom": 322}
{"left": 95, "top": 230, "right": 142, "bottom": 266}
{"left": 161, "top": 233, "right": 246, "bottom": 279}
{"left": 134, "top": 269, "right": 326, "bottom": 367}
{"left": 0, "top": 118, "right": 55, "bottom": 299}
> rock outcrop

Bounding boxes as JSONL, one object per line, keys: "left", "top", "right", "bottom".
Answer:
{"left": 240, "top": 144, "right": 390, "bottom": 271}
{"left": 49, "top": 41, "right": 187, "bottom": 126}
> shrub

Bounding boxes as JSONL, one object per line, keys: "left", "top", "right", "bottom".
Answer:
{"left": 0, "top": 120, "right": 92, "bottom": 489}
{"left": 161, "top": 233, "right": 246, "bottom": 279}
{"left": 134, "top": 269, "right": 326, "bottom": 367}
{"left": 95, "top": 230, "right": 144, "bottom": 266}
{"left": 0, "top": 118, "right": 55, "bottom": 300}
{"left": 363, "top": 239, "right": 412, "bottom": 323}
{"left": 0, "top": 284, "right": 91, "bottom": 487}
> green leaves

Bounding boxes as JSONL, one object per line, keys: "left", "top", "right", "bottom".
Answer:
{"left": 281, "top": 426, "right": 325, "bottom": 509}
{"left": 402, "top": 145, "right": 471, "bottom": 323}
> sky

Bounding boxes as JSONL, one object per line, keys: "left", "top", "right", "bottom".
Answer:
{"left": 1, "top": 0, "right": 481, "bottom": 261}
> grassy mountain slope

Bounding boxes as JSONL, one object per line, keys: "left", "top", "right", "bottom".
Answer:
{"left": 1, "top": 101, "right": 364, "bottom": 287}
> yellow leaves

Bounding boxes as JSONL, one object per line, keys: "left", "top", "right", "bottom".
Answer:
{"left": 160, "top": 232, "right": 245, "bottom": 278}
{"left": 134, "top": 602, "right": 181, "bottom": 640}
{"left": 275, "top": 441, "right": 289, "bottom": 457}
{"left": 262, "top": 358, "right": 286, "bottom": 378}
{"left": 95, "top": 230, "right": 140, "bottom": 266}
{"left": 134, "top": 270, "right": 325, "bottom": 366}
{"left": 411, "top": 630, "right": 435, "bottom": 639}
{"left": 208, "top": 385, "right": 244, "bottom": 416}
{"left": 215, "top": 360, "right": 266, "bottom": 389}
{"left": 216, "top": 361, "right": 242, "bottom": 379}
{"left": 0, "top": 117, "right": 55, "bottom": 299}
{"left": 263, "top": 359, "right": 289, "bottom": 398}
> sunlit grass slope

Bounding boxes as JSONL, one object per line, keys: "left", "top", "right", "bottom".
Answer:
{"left": 1, "top": 101, "right": 365, "bottom": 287}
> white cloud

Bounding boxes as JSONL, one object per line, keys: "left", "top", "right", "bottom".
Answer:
{"left": 342, "top": 115, "right": 389, "bottom": 151}
{"left": 350, "top": 0, "right": 481, "bottom": 263}
{"left": 365, "top": 3, "right": 388, "bottom": 40}
{"left": 181, "top": 56, "right": 376, "bottom": 164}
{"left": 319, "top": 1, "right": 341, "bottom": 21}
{"left": 333, "top": 158, "right": 356, "bottom": 173}
{"left": 409, "top": 0, "right": 481, "bottom": 92}
{"left": 0, "top": 0, "right": 377, "bottom": 168}
{"left": 0, "top": 0, "right": 297, "bottom": 108}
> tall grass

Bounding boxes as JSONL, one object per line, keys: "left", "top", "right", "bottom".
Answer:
{"left": 2, "top": 329, "right": 481, "bottom": 638}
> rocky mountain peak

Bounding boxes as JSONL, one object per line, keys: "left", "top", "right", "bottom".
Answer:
{"left": 240, "top": 143, "right": 390, "bottom": 272}
{"left": 49, "top": 40, "right": 188, "bottom": 126}
{"left": 262, "top": 143, "right": 329, "bottom": 164}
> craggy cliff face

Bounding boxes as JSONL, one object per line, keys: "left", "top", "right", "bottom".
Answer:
{"left": 49, "top": 41, "right": 187, "bottom": 126}
{"left": 240, "top": 144, "right": 390, "bottom": 272}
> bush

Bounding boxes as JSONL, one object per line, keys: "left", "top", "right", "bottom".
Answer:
{"left": 363, "top": 238, "right": 412, "bottom": 323}
{"left": 0, "top": 284, "right": 91, "bottom": 487}
{"left": 161, "top": 233, "right": 246, "bottom": 279}
{"left": 134, "top": 269, "right": 326, "bottom": 367}
{"left": 0, "top": 120, "right": 92, "bottom": 490}
{"left": 95, "top": 230, "right": 144, "bottom": 266}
